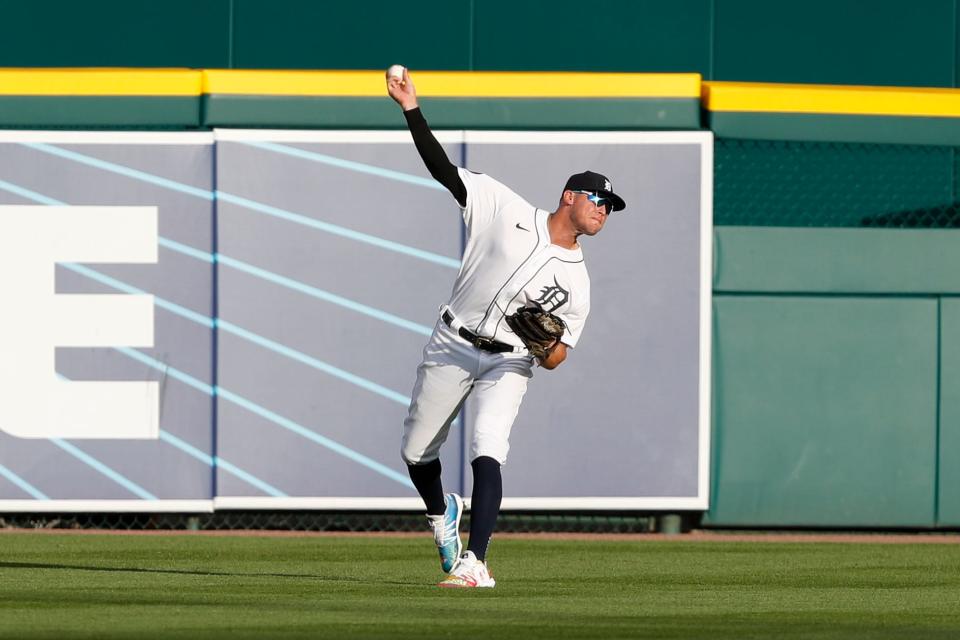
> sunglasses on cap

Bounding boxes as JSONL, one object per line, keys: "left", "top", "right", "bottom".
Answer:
{"left": 571, "top": 190, "right": 613, "bottom": 212}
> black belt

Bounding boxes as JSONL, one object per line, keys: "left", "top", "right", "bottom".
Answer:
{"left": 441, "top": 310, "right": 515, "bottom": 354}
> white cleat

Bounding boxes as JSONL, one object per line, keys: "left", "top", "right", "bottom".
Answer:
{"left": 438, "top": 550, "right": 496, "bottom": 588}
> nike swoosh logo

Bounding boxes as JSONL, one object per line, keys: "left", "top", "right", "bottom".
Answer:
{"left": 515, "top": 223, "right": 530, "bottom": 232}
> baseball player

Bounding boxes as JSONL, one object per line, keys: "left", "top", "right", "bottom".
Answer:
{"left": 386, "top": 68, "right": 626, "bottom": 588}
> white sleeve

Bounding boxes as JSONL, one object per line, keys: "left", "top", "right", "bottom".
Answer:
{"left": 559, "top": 281, "right": 590, "bottom": 349}
{"left": 457, "top": 167, "right": 523, "bottom": 233}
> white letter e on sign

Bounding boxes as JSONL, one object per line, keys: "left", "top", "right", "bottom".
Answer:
{"left": 0, "top": 206, "right": 159, "bottom": 439}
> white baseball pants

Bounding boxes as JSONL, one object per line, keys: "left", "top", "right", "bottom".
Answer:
{"left": 401, "top": 320, "right": 533, "bottom": 466}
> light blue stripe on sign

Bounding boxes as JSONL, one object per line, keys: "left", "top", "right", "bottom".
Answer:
{"left": 217, "top": 387, "right": 415, "bottom": 489}
{"left": 60, "top": 257, "right": 411, "bottom": 408}
{"left": 216, "top": 254, "right": 434, "bottom": 336}
{"left": 0, "top": 463, "right": 50, "bottom": 500}
{"left": 153, "top": 236, "right": 433, "bottom": 337}
{"left": 215, "top": 458, "right": 287, "bottom": 498}
{"left": 116, "top": 347, "right": 214, "bottom": 396}
{"left": 52, "top": 370, "right": 158, "bottom": 499}
{"left": 114, "top": 347, "right": 413, "bottom": 489}
{"left": 218, "top": 319, "right": 411, "bottom": 406}
{"left": 23, "top": 143, "right": 214, "bottom": 201}
{"left": 0, "top": 179, "right": 63, "bottom": 205}
{"left": 54, "top": 373, "right": 282, "bottom": 498}
{"left": 61, "top": 262, "right": 215, "bottom": 329}
{"left": 157, "top": 232, "right": 434, "bottom": 336}
{"left": 0, "top": 169, "right": 415, "bottom": 490}
{"left": 241, "top": 141, "right": 447, "bottom": 191}
{"left": 50, "top": 439, "right": 157, "bottom": 500}
{"left": 0, "top": 177, "right": 429, "bottom": 338}
{"left": 158, "top": 430, "right": 213, "bottom": 465}
{"left": 0, "top": 180, "right": 210, "bottom": 331}
{"left": 216, "top": 190, "right": 461, "bottom": 269}
{"left": 19, "top": 142, "right": 460, "bottom": 270}
{"left": 158, "top": 237, "right": 216, "bottom": 264}
{"left": 159, "top": 431, "right": 287, "bottom": 498}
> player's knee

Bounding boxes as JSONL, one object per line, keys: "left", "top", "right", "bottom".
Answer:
{"left": 400, "top": 442, "right": 421, "bottom": 465}
{"left": 400, "top": 440, "right": 437, "bottom": 466}
{"left": 471, "top": 438, "right": 509, "bottom": 466}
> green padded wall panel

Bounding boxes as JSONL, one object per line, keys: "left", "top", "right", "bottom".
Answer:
{"left": 939, "top": 298, "right": 960, "bottom": 526}
{"left": 0, "top": 96, "right": 200, "bottom": 128}
{"left": 714, "top": 141, "right": 955, "bottom": 228}
{"left": 232, "top": 0, "right": 471, "bottom": 69}
{"left": 706, "top": 296, "right": 938, "bottom": 527}
{"left": 0, "top": 0, "right": 229, "bottom": 67}
{"left": 710, "top": 112, "right": 960, "bottom": 146}
{"left": 713, "top": 0, "right": 955, "bottom": 87}
{"left": 202, "top": 96, "right": 398, "bottom": 128}
{"left": 713, "top": 228, "right": 960, "bottom": 294}
{"left": 203, "top": 95, "right": 701, "bottom": 129}
{"left": 473, "top": 0, "right": 711, "bottom": 73}
{"left": 411, "top": 98, "right": 701, "bottom": 129}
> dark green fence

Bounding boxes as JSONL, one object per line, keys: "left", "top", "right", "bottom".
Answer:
{"left": 715, "top": 140, "right": 960, "bottom": 227}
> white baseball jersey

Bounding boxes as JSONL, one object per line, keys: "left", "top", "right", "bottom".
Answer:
{"left": 446, "top": 168, "right": 591, "bottom": 349}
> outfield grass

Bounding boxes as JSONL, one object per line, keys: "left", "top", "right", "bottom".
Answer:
{"left": 1, "top": 532, "right": 959, "bottom": 639}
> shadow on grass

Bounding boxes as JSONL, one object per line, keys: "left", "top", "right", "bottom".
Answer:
{"left": 0, "top": 561, "right": 411, "bottom": 585}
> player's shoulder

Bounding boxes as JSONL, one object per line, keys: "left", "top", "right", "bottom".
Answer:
{"left": 458, "top": 168, "right": 523, "bottom": 198}
{"left": 458, "top": 167, "right": 490, "bottom": 181}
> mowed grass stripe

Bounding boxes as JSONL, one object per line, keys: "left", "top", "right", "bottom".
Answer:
{"left": 1, "top": 534, "right": 959, "bottom": 639}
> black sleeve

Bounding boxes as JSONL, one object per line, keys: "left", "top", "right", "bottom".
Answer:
{"left": 403, "top": 107, "right": 467, "bottom": 207}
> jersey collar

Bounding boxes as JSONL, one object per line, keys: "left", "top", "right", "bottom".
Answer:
{"left": 537, "top": 209, "right": 583, "bottom": 260}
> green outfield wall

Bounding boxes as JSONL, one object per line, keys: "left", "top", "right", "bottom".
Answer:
{"left": 0, "top": 69, "right": 957, "bottom": 527}
{"left": 2, "top": 0, "right": 959, "bottom": 89}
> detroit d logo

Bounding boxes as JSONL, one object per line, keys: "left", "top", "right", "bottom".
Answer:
{"left": 534, "top": 277, "right": 569, "bottom": 313}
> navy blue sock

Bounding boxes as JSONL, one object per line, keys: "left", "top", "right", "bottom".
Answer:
{"left": 467, "top": 456, "right": 502, "bottom": 562}
{"left": 407, "top": 459, "right": 446, "bottom": 516}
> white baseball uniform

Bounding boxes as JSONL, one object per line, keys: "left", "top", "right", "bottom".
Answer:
{"left": 401, "top": 168, "right": 591, "bottom": 466}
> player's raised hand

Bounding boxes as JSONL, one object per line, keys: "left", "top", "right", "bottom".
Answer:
{"left": 386, "top": 66, "right": 418, "bottom": 111}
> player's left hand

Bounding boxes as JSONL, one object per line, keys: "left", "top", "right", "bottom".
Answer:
{"left": 505, "top": 305, "right": 567, "bottom": 360}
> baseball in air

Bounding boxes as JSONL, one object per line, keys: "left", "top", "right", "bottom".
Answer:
{"left": 387, "top": 64, "right": 406, "bottom": 81}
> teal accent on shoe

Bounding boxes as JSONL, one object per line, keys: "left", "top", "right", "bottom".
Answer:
{"left": 437, "top": 493, "right": 463, "bottom": 573}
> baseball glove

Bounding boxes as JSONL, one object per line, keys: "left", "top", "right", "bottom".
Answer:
{"left": 504, "top": 305, "right": 567, "bottom": 359}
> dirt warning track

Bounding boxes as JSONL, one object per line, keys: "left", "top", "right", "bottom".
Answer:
{"left": 2, "top": 528, "right": 960, "bottom": 543}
